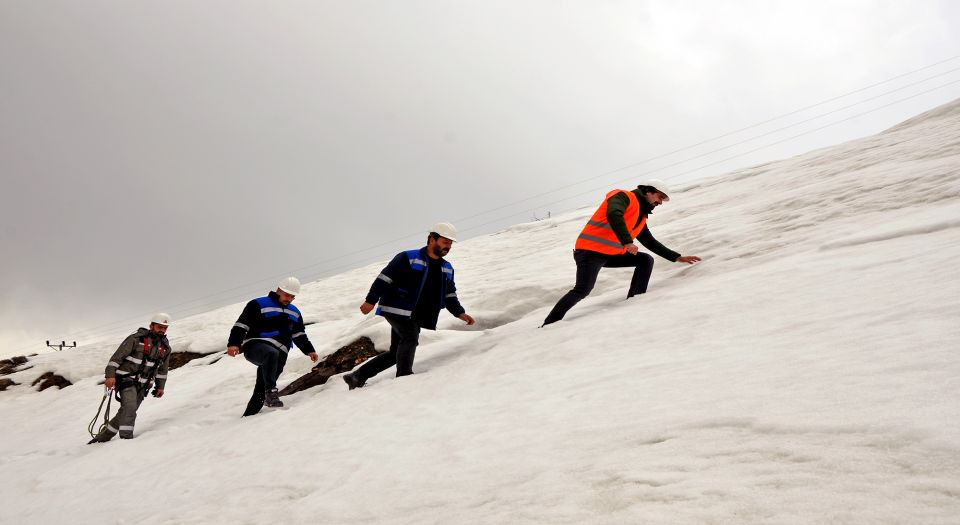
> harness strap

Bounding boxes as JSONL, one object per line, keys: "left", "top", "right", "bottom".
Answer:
{"left": 142, "top": 337, "right": 167, "bottom": 358}
{"left": 132, "top": 336, "right": 167, "bottom": 387}
{"left": 87, "top": 389, "right": 114, "bottom": 438}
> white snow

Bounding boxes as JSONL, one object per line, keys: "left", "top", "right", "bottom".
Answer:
{"left": 2, "top": 99, "right": 960, "bottom": 524}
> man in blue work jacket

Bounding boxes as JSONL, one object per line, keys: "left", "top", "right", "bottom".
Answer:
{"left": 344, "top": 222, "right": 475, "bottom": 389}
{"left": 227, "top": 276, "right": 319, "bottom": 414}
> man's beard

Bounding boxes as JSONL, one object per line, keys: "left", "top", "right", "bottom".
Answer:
{"left": 431, "top": 245, "right": 449, "bottom": 257}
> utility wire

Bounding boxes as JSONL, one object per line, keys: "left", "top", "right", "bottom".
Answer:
{"left": 37, "top": 68, "right": 960, "bottom": 349}
{"left": 168, "top": 58, "right": 960, "bottom": 296}
{"left": 20, "top": 58, "right": 960, "bottom": 355}
{"left": 53, "top": 76, "right": 960, "bottom": 350}
{"left": 458, "top": 78, "right": 960, "bottom": 235}
{"left": 450, "top": 56, "right": 960, "bottom": 224}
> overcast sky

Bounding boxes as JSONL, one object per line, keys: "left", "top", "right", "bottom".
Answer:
{"left": 2, "top": 0, "right": 959, "bottom": 357}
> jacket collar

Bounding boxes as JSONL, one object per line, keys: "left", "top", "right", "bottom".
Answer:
{"left": 419, "top": 246, "right": 445, "bottom": 264}
{"left": 135, "top": 327, "right": 169, "bottom": 346}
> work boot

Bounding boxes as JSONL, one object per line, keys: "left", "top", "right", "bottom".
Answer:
{"left": 87, "top": 431, "right": 113, "bottom": 444}
{"left": 264, "top": 389, "right": 284, "bottom": 408}
{"left": 342, "top": 373, "right": 365, "bottom": 390}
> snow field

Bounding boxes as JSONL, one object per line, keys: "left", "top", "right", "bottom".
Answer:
{"left": 1, "top": 100, "right": 960, "bottom": 523}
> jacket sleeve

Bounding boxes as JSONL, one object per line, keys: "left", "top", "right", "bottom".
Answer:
{"left": 228, "top": 300, "right": 260, "bottom": 348}
{"left": 365, "top": 252, "right": 408, "bottom": 305}
{"left": 105, "top": 334, "right": 138, "bottom": 379}
{"left": 291, "top": 318, "right": 317, "bottom": 356}
{"left": 154, "top": 345, "right": 173, "bottom": 389}
{"left": 604, "top": 192, "right": 636, "bottom": 245}
{"left": 444, "top": 269, "right": 466, "bottom": 317}
{"left": 636, "top": 225, "right": 680, "bottom": 261}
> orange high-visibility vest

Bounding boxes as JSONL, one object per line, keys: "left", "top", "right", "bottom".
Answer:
{"left": 574, "top": 189, "right": 646, "bottom": 255}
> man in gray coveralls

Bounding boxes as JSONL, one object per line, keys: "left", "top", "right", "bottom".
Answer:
{"left": 88, "top": 313, "right": 173, "bottom": 443}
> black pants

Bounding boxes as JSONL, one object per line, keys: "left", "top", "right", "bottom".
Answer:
{"left": 244, "top": 341, "right": 284, "bottom": 391}
{"left": 355, "top": 316, "right": 422, "bottom": 380}
{"left": 543, "top": 249, "right": 654, "bottom": 325}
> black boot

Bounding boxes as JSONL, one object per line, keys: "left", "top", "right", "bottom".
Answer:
{"left": 264, "top": 389, "right": 284, "bottom": 408}
{"left": 342, "top": 373, "right": 365, "bottom": 390}
{"left": 87, "top": 431, "right": 114, "bottom": 444}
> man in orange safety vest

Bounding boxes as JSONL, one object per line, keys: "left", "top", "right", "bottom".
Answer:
{"left": 542, "top": 179, "right": 701, "bottom": 325}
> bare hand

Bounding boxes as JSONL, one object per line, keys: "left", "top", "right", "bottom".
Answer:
{"left": 309, "top": 352, "right": 319, "bottom": 363}
{"left": 360, "top": 302, "right": 375, "bottom": 315}
{"left": 624, "top": 244, "right": 639, "bottom": 255}
{"left": 677, "top": 255, "right": 701, "bottom": 264}
{"left": 104, "top": 377, "right": 116, "bottom": 390}
{"left": 459, "top": 313, "right": 476, "bottom": 325}
{"left": 153, "top": 389, "right": 164, "bottom": 398}
{"left": 227, "top": 346, "right": 240, "bottom": 357}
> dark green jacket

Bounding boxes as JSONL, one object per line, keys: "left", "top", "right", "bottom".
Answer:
{"left": 605, "top": 189, "right": 680, "bottom": 261}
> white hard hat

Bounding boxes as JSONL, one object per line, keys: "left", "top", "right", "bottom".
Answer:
{"left": 277, "top": 276, "right": 301, "bottom": 295}
{"left": 150, "top": 313, "right": 172, "bottom": 326}
{"left": 643, "top": 179, "right": 671, "bottom": 201}
{"left": 430, "top": 222, "right": 458, "bottom": 242}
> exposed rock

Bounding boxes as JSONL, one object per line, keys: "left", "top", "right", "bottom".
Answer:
{"left": 279, "top": 336, "right": 381, "bottom": 396}
{"left": 0, "top": 378, "right": 18, "bottom": 391}
{"left": 31, "top": 372, "right": 72, "bottom": 391}
{"left": 168, "top": 351, "right": 220, "bottom": 370}
{"left": 0, "top": 355, "right": 29, "bottom": 376}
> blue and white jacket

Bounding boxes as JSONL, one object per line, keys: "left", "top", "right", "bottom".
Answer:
{"left": 228, "top": 291, "right": 316, "bottom": 356}
{"left": 365, "top": 247, "right": 466, "bottom": 330}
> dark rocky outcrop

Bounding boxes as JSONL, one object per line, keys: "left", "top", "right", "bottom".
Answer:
{"left": 0, "top": 355, "right": 29, "bottom": 376}
{"left": 31, "top": 372, "right": 72, "bottom": 391}
{"left": 0, "top": 378, "right": 18, "bottom": 391}
{"left": 168, "top": 352, "right": 220, "bottom": 370}
{"left": 280, "top": 336, "right": 381, "bottom": 396}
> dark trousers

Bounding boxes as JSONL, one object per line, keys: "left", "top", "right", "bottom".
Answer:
{"left": 355, "top": 316, "right": 421, "bottom": 380}
{"left": 244, "top": 341, "right": 283, "bottom": 391}
{"left": 543, "top": 249, "right": 654, "bottom": 325}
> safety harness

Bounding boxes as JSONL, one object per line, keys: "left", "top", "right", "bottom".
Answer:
{"left": 117, "top": 336, "right": 168, "bottom": 398}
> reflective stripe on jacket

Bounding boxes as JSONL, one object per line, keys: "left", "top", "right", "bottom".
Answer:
{"left": 575, "top": 189, "right": 647, "bottom": 254}
{"left": 104, "top": 328, "right": 173, "bottom": 389}
{"left": 365, "top": 247, "right": 465, "bottom": 330}
{"left": 228, "top": 291, "right": 316, "bottom": 356}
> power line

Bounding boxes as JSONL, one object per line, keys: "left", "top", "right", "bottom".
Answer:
{"left": 610, "top": 67, "right": 960, "bottom": 185}
{"left": 39, "top": 65, "right": 960, "bottom": 349}
{"left": 449, "top": 56, "right": 960, "bottom": 225}
{"left": 459, "top": 77, "right": 960, "bottom": 234}
{"left": 20, "top": 57, "right": 960, "bottom": 355}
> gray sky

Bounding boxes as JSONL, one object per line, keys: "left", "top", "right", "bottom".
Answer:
{"left": 2, "top": 0, "right": 959, "bottom": 357}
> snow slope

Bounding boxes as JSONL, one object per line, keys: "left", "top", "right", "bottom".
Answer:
{"left": 1, "top": 99, "right": 959, "bottom": 524}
